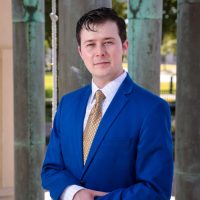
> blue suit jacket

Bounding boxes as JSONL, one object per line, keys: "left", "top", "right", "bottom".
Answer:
{"left": 41, "top": 75, "right": 173, "bottom": 200}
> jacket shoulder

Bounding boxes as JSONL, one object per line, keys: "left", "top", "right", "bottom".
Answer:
{"left": 131, "top": 81, "right": 170, "bottom": 111}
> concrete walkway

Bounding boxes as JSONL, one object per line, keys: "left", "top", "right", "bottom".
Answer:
{"left": 44, "top": 191, "right": 175, "bottom": 200}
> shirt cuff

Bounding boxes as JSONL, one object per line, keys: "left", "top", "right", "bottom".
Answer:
{"left": 60, "top": 185, "right": 85, "bottom": 200}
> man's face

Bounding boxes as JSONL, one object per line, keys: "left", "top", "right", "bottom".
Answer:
{"left": 78, "top": 20, "right": 128, "bottom": 87}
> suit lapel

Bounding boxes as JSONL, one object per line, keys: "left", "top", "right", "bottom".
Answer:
{"left": 73, "top": 86, "right": 91, "bottom": 172}
{"left": 81, "top": 75, "right": 134, "bottom": 177}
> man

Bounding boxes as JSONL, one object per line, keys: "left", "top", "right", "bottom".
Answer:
{"left": 41, "top": 7, "right": 173, "bottom": 200}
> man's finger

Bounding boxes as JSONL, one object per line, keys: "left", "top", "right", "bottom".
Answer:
{"left": 93, "top": 190, "right": 108, "bottom": 196}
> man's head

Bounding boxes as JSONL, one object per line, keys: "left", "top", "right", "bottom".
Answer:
{"left": 76, "top": 7, "right": 126, "bottom": 46}
{"left": 76, "top": 7, "right": 128, "bottom": 88}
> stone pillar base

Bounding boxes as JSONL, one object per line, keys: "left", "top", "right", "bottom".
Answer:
{"left": 0, "top": 187, "right": 14, "bottom": 200}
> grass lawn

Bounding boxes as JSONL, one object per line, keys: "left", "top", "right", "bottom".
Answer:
{"left": 45, "top": 72, "right": 53, "bottom": 98}
{"left": 161, "top": 82, "right": 176, "bottom": 91}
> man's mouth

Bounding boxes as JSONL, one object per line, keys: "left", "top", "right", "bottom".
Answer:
{"left": 94, "top": 61, "right": 110, "bottom": 65}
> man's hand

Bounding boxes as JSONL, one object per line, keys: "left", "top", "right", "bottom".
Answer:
{"left": 73, "top": 189, "right": 107, "bottom": 200}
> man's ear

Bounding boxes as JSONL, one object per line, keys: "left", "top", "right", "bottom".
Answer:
{"left": 78, "top": 46, "right": 82, "bottom": 57}
{"left": 122, "top": 40, "right": 128, "bottom": 55}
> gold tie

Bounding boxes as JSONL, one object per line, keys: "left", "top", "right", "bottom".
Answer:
{"left": 83, "top": 90, "right": 105, "bottom": 164}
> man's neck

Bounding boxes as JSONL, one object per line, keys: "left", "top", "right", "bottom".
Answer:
{"left": 92, "top": 70, "right": 124, "bottom": 89}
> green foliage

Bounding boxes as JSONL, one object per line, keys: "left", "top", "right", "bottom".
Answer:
{"left": 161, "top": 35, "right": 177, "bottom": 55}
{"left": 162, "top": 0, "right": 177, "bottom": 41}
{"left": 112, "top": 0, "right": 127, "bottom": 19}
{"left": 45, "top": 0, "right": 52, "bottom": 47}
{"left": 46, "top": 100, "right": 52, "bottom": 122}
{"left": 162, "top": 0, "right": 177, "bottom": 55}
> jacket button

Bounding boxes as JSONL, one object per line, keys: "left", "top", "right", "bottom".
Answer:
{"left": 80, "top": 180, "right": 85, "bottom": 186}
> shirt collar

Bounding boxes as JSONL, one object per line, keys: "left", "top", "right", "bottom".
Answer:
{"left": 90, "top": 71, "right": 127, "bottom": 104}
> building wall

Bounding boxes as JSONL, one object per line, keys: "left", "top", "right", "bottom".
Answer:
{"left": 0, "top": 0, "right": 14, "bottom": 199}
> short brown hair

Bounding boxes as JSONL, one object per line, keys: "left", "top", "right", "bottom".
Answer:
{"left": 76, "top": 7, "right": 127, "bottom": 46}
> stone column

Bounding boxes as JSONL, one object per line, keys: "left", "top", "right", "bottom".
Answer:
{"left": 0, "top": 1, "right": 14, "bottom": 199}
{"left": 128, "top": 0, "right": 163, "bottom": 94}
{"left": 176, "top": 0, "right": 200, "bottom": 199}
{"left": 12, "top": 0, "right": 45, "bottom": 199}
{"left": 58, "top": 0, "right": 112, "bottom": 99}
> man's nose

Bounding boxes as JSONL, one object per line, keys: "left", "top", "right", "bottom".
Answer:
{"left": 95, "top": 45, "right": 106, "bottom": 57}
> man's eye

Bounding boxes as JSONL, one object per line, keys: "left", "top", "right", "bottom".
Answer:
{"left": 104, "top": 41, "right": 113, "bottom": 45}
{"left": 86, "top": 44, "right": 94, "bottom": 47}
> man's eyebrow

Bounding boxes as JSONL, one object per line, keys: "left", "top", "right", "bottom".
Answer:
{"left": 104, "top": 37, "right": 115, "bottom": 40}
{"left": 83, "top": 37, "right": 115, "bottom": 44}
{"left": 83, "top": 40, "right": 95, "bottom": 44}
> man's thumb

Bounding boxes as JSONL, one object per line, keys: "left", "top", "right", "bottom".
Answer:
{"left": 94, "top": 191, "right": 108, "bottom": 196}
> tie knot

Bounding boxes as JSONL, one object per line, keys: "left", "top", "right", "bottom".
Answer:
{"left": 95, "top": 90, "right": 105, "bottom": 104}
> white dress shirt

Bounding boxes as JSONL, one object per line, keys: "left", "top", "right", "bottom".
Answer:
{"left": 60, "top": 71, "right": 127, "bottom": 200}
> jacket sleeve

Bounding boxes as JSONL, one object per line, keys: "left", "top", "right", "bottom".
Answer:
{"left": 97, "top": 100, "right": 174, "bottom": 200}
{"left": 41, "top": 97, "right": 80, "bottom": 200}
